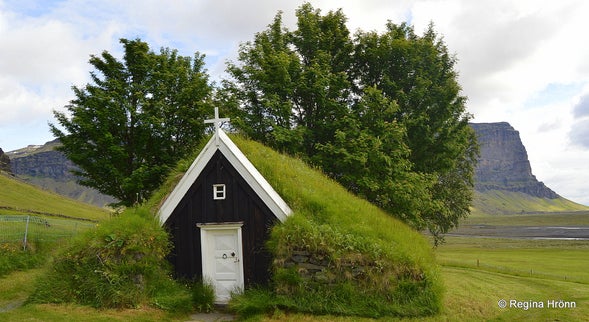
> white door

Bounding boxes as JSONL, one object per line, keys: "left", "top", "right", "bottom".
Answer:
{"left": 198, "top": 223, "right": 244, "bottom": 304}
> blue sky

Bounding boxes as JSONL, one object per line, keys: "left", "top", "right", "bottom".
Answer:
{"left": 1, "top": 0, "right": 589, "bottom": 205}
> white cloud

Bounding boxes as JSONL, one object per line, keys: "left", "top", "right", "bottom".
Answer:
{"left": 0, "top": 0, "right": 588, "bottom": 205}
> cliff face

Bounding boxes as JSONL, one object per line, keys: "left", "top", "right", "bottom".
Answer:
{"left": 10, "top": 147, "right": 76, "bottom": 179}
{"left": 471, "top": 122, "right": 559, "bottom": 199}
{"left": 0, "top": 148, "right": 11, "bottom": 173}
{"left": 8, "top": 140, "right": 116, "bottom": 207}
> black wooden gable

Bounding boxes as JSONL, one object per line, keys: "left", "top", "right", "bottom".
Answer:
{"left": 164, "top": 150, "right": 278, "bottom": 284}
{"left": 158, "top": 128, "right": 292, "bottom": 290}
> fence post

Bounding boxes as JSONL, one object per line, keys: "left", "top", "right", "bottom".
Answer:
{"left": 23, "top": 215, "right": 30, "bottom": 250}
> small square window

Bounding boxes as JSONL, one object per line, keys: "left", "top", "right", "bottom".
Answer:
{"left": 213, "top": 184, "right": 226, "bottom": 200}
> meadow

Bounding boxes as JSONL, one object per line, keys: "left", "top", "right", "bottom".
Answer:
{"left": 1, "top": 212, "right": 588, "bottom": 321}
{"left": 1, "top": 166, "right": 588, "bottom": 320}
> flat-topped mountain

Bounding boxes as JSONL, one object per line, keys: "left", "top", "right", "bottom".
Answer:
{"left": 470, "top": 122, "right": 587, "bottom": 214}
{"left": 471, "top": 122, "right": 559, "bottom": 199}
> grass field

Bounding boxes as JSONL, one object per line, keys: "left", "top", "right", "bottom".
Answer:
{"left": 0, "top": 174, "right": 110, "bottom": 222}
{"left": 472, "top": 190, "right": 588, "bottom": 215}
{"left": 1, "top": 168, "right": 587, "bottom": 320}
{"left": 465, "top": 211, "right": 589, "bottom": 226}
{"left": 1, "top": 213, "right": 587, "bottom": 321}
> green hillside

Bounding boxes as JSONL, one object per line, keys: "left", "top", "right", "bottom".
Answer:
{"left": 0, "top": 174, "right": 110, "bottom": 221}
{"left": 472, "top": 190, "right": 589, "bottom": 216}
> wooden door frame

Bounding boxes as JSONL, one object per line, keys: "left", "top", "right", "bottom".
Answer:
{"left": 197, "top": 222, "right": 244, "bottom": 303}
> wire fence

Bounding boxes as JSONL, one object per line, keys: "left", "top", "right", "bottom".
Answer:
{"left": 439, "top": 258, "right": 587, "bottom": 284}
{"left": 0, "top": 215, "right": 97, "bottom": 250}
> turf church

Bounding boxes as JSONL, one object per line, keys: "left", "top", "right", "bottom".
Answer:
{"left": 158, "top": 108, "right": 292, "bottom": 303}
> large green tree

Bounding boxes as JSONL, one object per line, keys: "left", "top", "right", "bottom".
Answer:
{"left": 51, "top": 39, "right": 212, "bottom": 206}
{"left": 353, "top": 22, "right": 478, "bottom": 241}
{"left": 222, "top": 4, "right": 477, "bottom": 243}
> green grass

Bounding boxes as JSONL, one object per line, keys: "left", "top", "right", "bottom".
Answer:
{"left": 436, "top": 237, "right": 589, "bottom": 283}
{"left": 0, "top": 174, "right": 110, "bottom": 221}
{"left": 230, "top": 135, "right": 441, "bottom": 318}
{"left": 231, "top": 135, "right": 437, "bottom": 269}
{"left": 3, "top": 228, "right": 588, "bottom": 321}
{"left": 150, "top": 134, "right": 441, "bottom": 318}
{"left": 464, "top": 211, "right": 589, "bottom": 226}
{"left": 28, "top": 208, "right": 191, "bottom": 311}
{"left": 472, "top": 190, "right": 589, "bottom": 215}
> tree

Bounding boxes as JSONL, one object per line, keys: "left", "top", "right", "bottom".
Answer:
{"left": 50, "top": 39, "right": 212, "bottom": 206}
{"left": 353, "top": 23, "right": 479, "bottom": 243}
{"left": 222, "top": 4, "right": 478, "bottom": 244}
{"left": 223, "top": 4, "right": 354, "bottom": 156}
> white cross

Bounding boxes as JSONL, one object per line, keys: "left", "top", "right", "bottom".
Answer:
{"left": 204, "top": 107, "right": 230, "bottom": 146}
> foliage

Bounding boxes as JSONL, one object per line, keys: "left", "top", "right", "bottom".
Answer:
{"left": 221, "top": 4, "right": 478, "bottom": 244}
{"left": 188, "top": 279, "right": 216, "bottom": 313}
{"left": 28, "top": 208, "right": 190, "bottom": 311}
{"left": 50, "top": 38, "right": 213, "bottom": 206}
{"left": 0, "top": 242, "right": 48, "bottom": 277}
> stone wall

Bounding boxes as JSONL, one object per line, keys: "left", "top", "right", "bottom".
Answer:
{"left": 277, "top": 250, "right": 381, "bottom": 287}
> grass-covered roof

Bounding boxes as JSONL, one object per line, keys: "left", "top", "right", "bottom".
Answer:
{"left": 150, "top": 134, "right": 442, "bottom": 318}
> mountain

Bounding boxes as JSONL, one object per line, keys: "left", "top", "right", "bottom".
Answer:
{"left": 0, "top": 148, "right": 10, "bottom": 174}
{"left": 7, "top": 140, "right": 116, "bottom": 207}
{"left": 470, "top": 122, "right": 587, "bottom": 214}
{"left": 7, "top": 122, "right": 587, "bottom": 214}
{"left": 471, "top": 122, "right": 558, "bottom": 198}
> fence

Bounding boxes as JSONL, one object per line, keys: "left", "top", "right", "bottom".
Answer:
{"left": 439, "top": 258, "right": 586, "bottom": 284}
{"left": 0, "top": 215, "right": 97, "bottom": 250}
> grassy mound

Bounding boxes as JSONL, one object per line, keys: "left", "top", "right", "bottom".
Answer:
{"left": 232, "top": 136, "right": 441, "bottom": 318}
{"left": 28, "top": 208, "right": 194, "bottom": 313}
{"left": 152, "top": 135, "right": 442, "bottom": 318}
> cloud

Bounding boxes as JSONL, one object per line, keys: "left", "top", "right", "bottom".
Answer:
{"left": 408, "top": 0, "right": 589, "bottom": 122}
{"left": 1, "top": 0, "right": 589, "bottom": 203}
{"left": 569, "top": 91, "right": 589, "bottom": 149}
{"left": 569, "top": 119, "right": 589, "bottom": 149}
{"left": 573, "top": 93, "right": 589, "bottom": 118}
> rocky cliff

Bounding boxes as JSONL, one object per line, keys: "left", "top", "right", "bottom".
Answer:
{"left": 9, "top": 140, "right": 75, "bottom": 179}
{"left": 470, "top": 122, "right": 559, "bottom": 199}
{"left": 8, "top": 140, "right": 116, "bottom": 207}
{"left": 0, "top": 148, "right": 11, "bottom": 173}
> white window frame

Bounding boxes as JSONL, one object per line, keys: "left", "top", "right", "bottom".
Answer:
{"left": 213, "top": 184, "right": 226, "bottom": 200}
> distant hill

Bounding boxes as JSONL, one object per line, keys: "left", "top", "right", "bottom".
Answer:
{"left": 0, "top": 173, "right": 110, "bottom": 222}
{"left": 7, "top": 122, "right": 588, "bottom": 214}
{"left": 470, "top": 122, "right": 588, "bottom": 214}
{"left": 7, "top": 140, "right": 116, "bottom": 207}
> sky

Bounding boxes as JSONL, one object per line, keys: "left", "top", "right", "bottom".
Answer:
{"left": 1, "top": 0, "right": 588, "bottom": 205}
